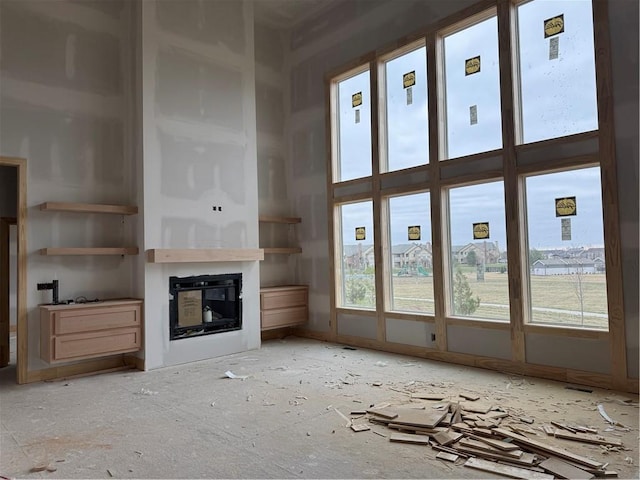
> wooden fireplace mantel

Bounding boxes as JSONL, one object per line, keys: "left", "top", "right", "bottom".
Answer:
{"left": 146, "top": 248, "right": 264, "bottom": 263}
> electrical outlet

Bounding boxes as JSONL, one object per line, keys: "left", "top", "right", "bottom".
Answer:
{"left": 430, "top": 333, "right": 436, "bottom": 342}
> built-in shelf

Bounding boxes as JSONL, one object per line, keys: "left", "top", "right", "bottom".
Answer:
{"left": 40, "top": 247, "right": 139, "bottom": 256}
{"left": 40, "top": 201, "right": 139, "bottom": 257}
{"left": 146, "top": 248, "right": 264, "bottom": 263}
{"left": 263, "top": 247, "right": 302, "bottom": 255}
{"left": 259, "top": 215, "right": 301, "bottom": 224}
{"left": 39, "top": 202, "right": 138, "bottom": 215}
{"left": 259, "top": 214, "right": 302, "bottom": 255}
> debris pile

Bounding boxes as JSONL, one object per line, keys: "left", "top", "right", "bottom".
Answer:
{"left": 345, "top": 392, "right": 627, "bottom": 479}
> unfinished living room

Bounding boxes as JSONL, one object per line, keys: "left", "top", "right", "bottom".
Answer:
{"left": 0, "top": 0, "right": 638, "bottom": 478}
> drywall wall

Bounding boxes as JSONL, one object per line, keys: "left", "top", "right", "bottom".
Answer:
{"left": 141, "top": 0, "right": 260, "bottom": 369}
{"left": 386, "top": 318, "right": 436, "bottom": 348}
{"left": 609, "top": 0, "right": 639, "bottom": 379}
{"left": 254, "top": 19, "right": 295, "bottom": 287}
{"left": 526, "top": 334, "right": 610, "bottom": 374}
{"left": 0, "top": 0, "right": 137, "bottom": 371}
{"left": 337, "top": 312, "right": 377, "bottom": 339}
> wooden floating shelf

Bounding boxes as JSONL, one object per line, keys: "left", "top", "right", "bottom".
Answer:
{"left": 259, "top": 215, "right": 301, "bottom": 224}
{"left": 39, "top": 202, "right": 138, "bottom": 215}
{"left": 146, "top": 248, "right": 264, "bottom": 263}
{"left": 263, "top": 247, "right": 302, "bottom": 255}
{"left": 40, "top": 247, "right": 139, "bottom": 256}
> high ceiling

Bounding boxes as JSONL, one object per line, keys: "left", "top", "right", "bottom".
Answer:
{"left": 253, "top": 0, "right": 338, "bottom": 28}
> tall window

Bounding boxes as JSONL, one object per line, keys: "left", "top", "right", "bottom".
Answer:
{"left": 338, "top": 201, "right": 375, "bottom": 309}
{"left": 524, "top": 167, "right": 608, "bottom": 329}
{"left": 336, "top": 70, "right": 372, "bottom": 182}
{"left": 516, "top": 0, "right": 598, "bottom": 144}
{"left": 328, "top": 1, "right": 617, "bottom": 347}
{"left": 446, "top": 181, "right": 509, "bottom": 321}
{"left": 442, "top": 15, "right": 502, "bottom": 159}
{"left": 383, "top": 46, "right": 429, "bottom": 172}
{"left": 387, "top": 192, "right": 434, "bottom": 314}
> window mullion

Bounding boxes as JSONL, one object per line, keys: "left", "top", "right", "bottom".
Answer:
{"left": 427, "top": 32, "right": 447, "bottom": 351}
{"left": 497, "top": 0, "right": 525, "bottom": 363}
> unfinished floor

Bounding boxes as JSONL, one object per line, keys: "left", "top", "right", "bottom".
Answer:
{"left": 1, "top": 336, "right": 638, "bottom": 479}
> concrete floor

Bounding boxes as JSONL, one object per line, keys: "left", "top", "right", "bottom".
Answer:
{"left": 1, "top": 336, "right": 639, "bottom": 479}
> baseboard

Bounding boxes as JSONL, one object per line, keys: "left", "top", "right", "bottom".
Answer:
{"left": 261, "top": 327, "right": 295, "bottom": 341}
{"left": 292, "top": 329, "right": 636, "bottom": 394}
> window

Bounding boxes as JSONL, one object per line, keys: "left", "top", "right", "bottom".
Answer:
{"left": 524, "top": 167, "right": 608, "bottom": 329}
{"left": 515, "top": 0, "right": 598, "bottom": 144}
{"left": 338, "top": 201, "right": 375, "bottom": 309}
{"left": 336, "top": 70, "right": 372, "bottom": 182}
{"left": 382, "top": 46, "right": 429, "bottom": 172}
{"left": 442, "top": 14, "right": 502, "bottom": 159}
{"left": 387, "top": 192, "right": 434, "bottom": 314}
{"left": 446, "top": 181, "right": 509, "bottom": 320}
{"left": 327, "top": 1, "right": 618, "bottom": 357}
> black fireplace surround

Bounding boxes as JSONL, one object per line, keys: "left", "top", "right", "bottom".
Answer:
{"left": 169, "top": 273, "right": 242, "bottom": 340}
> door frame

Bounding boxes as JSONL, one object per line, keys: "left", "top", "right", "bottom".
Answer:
{"left": 1, "top": 216, "right": 17, "bottom": 367}
{"left": 0, "top": 157, "right": 27, "bottom": 384}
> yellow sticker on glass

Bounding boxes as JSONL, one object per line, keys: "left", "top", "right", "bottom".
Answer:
{"left": 355, "top": 226, "right": 366, "bottom": 241}
{"left": 555, "top": 196, "right": 577, "bottom": 217}
{"left": 403, "top": 71, "right": 416, "bottom": 88}
{"left": 352, "top": 92, "right": 362, "bottom": 108}
{"left": 544, "top": 14, "right": 564, "bottom": 38}
{"left": 465, "top": 56, "right": 481, "bottom": 76}
{"left": 408, "top": 225, "right": 421, "bottom": 241}
{"left": 473, "top": 222, "right": 490, "bottom": 240}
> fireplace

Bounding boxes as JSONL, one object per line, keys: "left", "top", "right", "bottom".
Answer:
{"left": 169, "top": 273, "right": 242, "bottom": 340}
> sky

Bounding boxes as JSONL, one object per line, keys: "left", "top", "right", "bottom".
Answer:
{"left": 337, "top": 0, "right": 603, "bottom": 251}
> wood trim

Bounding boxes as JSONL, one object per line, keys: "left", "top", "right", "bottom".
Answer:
{"left": 523, "top": 323, "right": 609, "bottom": 340}
{"left": 446, "top": 316, "right": 510, "bottom": 330}
{"left": 439, "top": 148, "right": 503, "bottom": 169}
{"left": 39, "top": 202, "right": 138, "bottom": 215}
{"left": 514, "top": 130, "right": 599, "bottom": 153}
{"left": 439, "top": 169, "right": 504, "bottom": 187}
{"left": 25, "top": 355, "right": 128, "bottom": 383}
{"left": 146, "top": 248, "right": 264, "bottom": 263}
{"left": 336, "top": 307, "right": 378, "bottom": 318}
{"left": 384, "top": 311, "right": 435, "bottom": 323}
{"left": 258, "top": 215, "right": 301, "bottom": 224}
{"left": 0, "top": 217, "right": 14, "bottom": 367}
{"left": 263, "top": 247, "right": 302, "bottom": 255}
{"left": 593, "top": 0, "right": 627, "bottom": 391}
{"left": 326, "top": 77, "right": 338, "bottom": 341}
{"left": 293, "top": 330, "right": 633, "bottom": 392}
{"left": 428, "top": 32, "right": 447, "bottom": 352}
{"left": 261, "top": 326, "right": 295, "bottom": 341}
{"left": 329, "top": 176, "right": 372, "bottom": 191}
{"left": 331, "top": 191, "right": 373, "bottom": 204}
{"left": 379, "top": 183, "right": 430, "bottom": 199}
{"left": 516, "top": 154, "right": 600, "bottom": 176}
{"left": 370, "top": 58, "right": 386, "bottom": 344}
{"left": 497, "top": 0, "right": 525, "bottom": 364}
{"left": 41, "top": 247, "right": 139, "bottom": 256}
{"left": 0, "top": 157, "right": 27, "bottom": 385}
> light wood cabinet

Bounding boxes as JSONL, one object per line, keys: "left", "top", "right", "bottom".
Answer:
{"left": 260, "top": 286, "right": 308, "bottom": 330}
{"left": 40, "top": 299, "right": 142, "bottom": 363}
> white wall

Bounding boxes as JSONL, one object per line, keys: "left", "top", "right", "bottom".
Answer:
{"left": 254, "top": 19, "right": 297, "bottom": 287}
{"left": 0, "top": 0, "right": 137, "bottom": 370}
{"left": 140, "top": 0, "right": 260, "bottom": 369}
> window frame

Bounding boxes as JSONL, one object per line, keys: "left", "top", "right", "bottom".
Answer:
{"left": 325, "top": 0, "right": 626, "bottom": 388}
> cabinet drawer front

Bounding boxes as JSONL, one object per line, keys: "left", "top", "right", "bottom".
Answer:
{"left": 261, "top": 306, "right": 308, "bottom": 330}
{"left": 53, "top": 327, "right": 141, "bottom": 361}
{"left": 55, "top": 307, "right": 140, "bottom": 334}
{"left": 261, "top": 290, "right": 307, "bottom": 310}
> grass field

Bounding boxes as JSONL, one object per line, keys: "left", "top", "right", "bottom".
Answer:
{"left": 346, "top": 271, "right": 609, "bottom": 329}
